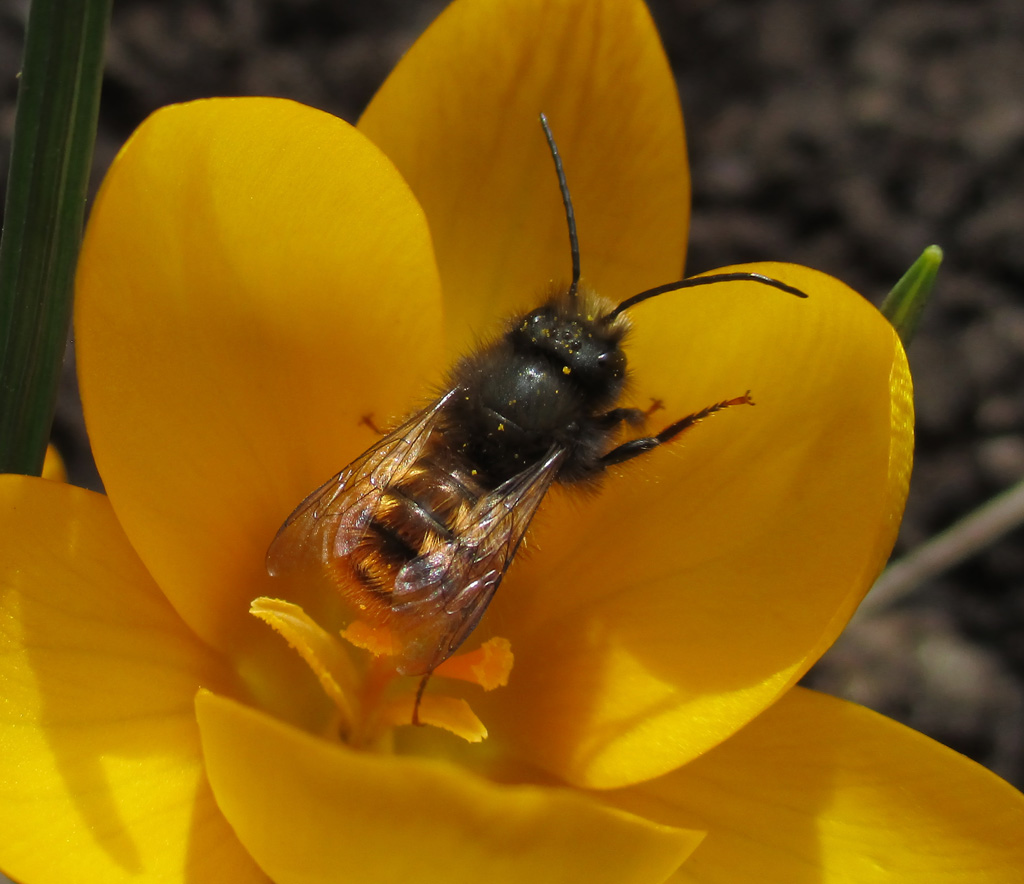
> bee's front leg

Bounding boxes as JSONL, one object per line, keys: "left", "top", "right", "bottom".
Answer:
{"left": 599, "top": 392, "right": 754, "bottom": 467}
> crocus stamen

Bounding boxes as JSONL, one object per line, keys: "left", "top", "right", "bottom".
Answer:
{"left": 250, "top": 597, "right": 358, "bottom": 738}
{"left": 339, "top": 619, "right": 399, "bottom": 658}
{"left": 252, "top": 603, "right": 512, "bottom": 747}
{"left": 434, "top": 636, "right": 513, "bottom": 690}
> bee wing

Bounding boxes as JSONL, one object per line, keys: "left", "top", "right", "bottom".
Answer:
{"left": 389, "top": 446, "right": 567, "bottom": 673}
{"left": 265, "top": 390, "right": 457, "bottom": 576}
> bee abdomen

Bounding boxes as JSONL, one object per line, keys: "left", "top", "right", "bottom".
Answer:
{"left": 349, "top": 460, "right": 484, "bottom": 596}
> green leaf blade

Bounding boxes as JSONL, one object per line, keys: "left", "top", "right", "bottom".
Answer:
{"left": 880, "top": 245, "right": 943, "bottom": 346}
{"left": 0, "top": 0, "right": 112, "bottom": 475}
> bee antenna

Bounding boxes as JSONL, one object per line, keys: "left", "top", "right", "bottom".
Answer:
{"left": 602, "top": 272, "right": 809, "bottom": 322}
{"left": 539, "top": 113, "right": 581, "bottom": 301}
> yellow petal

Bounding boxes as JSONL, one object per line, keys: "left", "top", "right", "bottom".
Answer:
{"left": 42, "top": 443, "right": 67, "bottom": 482}
{"left": 75, "top": 98, "right": 444, "bottom": 665}
{"left": 195, "top": 690, "right": 703, "bottom": 884}
{"left": 612, "top": 687, "right": 1024, "bottom": 883}
{"left": 360, "top": 0, "right": 688, "bottom": 354}
{"left": 0, "top": 475, "right": 265, "bottom": 883}
{"left": 480, "top": 264, "right": 912, "bottom": 788}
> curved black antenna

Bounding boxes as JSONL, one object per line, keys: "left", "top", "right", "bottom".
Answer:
{"left": 539, "top": 113, "right": 581, "bottom": 300}
{"left": 603, "top": 272, "right": 809, "bottom": 323}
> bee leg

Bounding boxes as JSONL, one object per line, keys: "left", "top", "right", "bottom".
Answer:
{"left": 597, "top": 398, "right": 666, "bottom": 433}
{"left": 411, "top": 672, "right": 432, "bottom": 726}
{"left": 599, "top": 391, "right": 754, "bottom": 467}
{"left": 595, "top": 406, "right": 648, "bottom": 430}
{"left": 359, "top": 413, "right": 385, "bottom": 435}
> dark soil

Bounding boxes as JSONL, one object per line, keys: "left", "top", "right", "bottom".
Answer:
{"left": 2, "top": 0, "right": 1023, "bottom": 788}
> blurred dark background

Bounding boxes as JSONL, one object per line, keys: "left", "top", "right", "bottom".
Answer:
{"left": 2, "top": 0, "right": 1022, "bottom": 787}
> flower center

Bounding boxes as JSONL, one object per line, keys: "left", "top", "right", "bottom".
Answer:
{"left": 250, "top": 596, "right": 512, "bottom": 749}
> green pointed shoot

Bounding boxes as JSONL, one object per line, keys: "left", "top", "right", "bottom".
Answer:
{"left": 0, "top": 0, "right": 111, "bottom": 476}
{"left": 880, "top": 245, "right": 943, "bottom": 346}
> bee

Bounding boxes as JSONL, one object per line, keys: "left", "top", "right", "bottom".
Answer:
{"left": 266, "top": 114, "right": 807, "bottom": 714}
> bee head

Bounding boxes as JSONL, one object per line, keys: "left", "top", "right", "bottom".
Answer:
{"left": 510, "top": 298, "right": 627, "bottom": 396}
